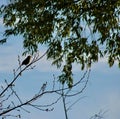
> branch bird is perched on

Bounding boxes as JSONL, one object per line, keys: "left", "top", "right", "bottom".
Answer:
{"left": 16, "top": 55, "right": 32, "bottom": 71}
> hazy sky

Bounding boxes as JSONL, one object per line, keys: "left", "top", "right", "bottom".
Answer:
{"left": 0, "top": 1, "right": 120, "bottom": 119}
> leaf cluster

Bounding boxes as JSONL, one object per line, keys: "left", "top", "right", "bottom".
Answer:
{"left": 0, "top": 0, "right": 120, "bottom": 87}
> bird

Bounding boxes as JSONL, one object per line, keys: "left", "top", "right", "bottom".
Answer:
{"left": 21, "top": 55, "right": 31, "bottom": 65}
{"left": 16, "top": 55, "right": 32, "bottom": 71}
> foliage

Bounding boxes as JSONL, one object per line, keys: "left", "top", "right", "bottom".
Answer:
{"left": 0, "top": 0, "right": 120, "bottom": 87}
{"left": 0, "top": 38, "right": 6, "bottom": 44}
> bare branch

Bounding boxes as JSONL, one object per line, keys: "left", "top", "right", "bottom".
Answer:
{"left": 0, "top": 49, "right": 48, "bottom": 97}
{"left": 10, "top": 87, "right": 23, "bottom": 104}
{"left": 29, "top": 96, "right": 61, "bottom": 108}
{"left": 67, "top": 96, "right": 86, "bottom": 111}
{"left": 55, "top": 69, "right": 91, "bottom": 97}
{"left": 0, "top": 89, "right": 58, "bottom": 116}
{"left": 61, "top": 85, "right": 68, "bottom": 119}
{"left": 28, "top": 103, "right": 54, "bottom": 112}
{"left": 0, "top": 49, "right": 91, "bottom": 118}
{"left": 89, "top": 109, "right": 109, "bottom": 119}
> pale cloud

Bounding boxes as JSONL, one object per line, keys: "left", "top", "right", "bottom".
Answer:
{"left": 0, "top": 53, "right": 17, "bottom": 72}
{"left": 107, "top": 92, "right": 120, "bottom": 119}
{"left": 0, "top": 42, "right": 22, "bottom": 72}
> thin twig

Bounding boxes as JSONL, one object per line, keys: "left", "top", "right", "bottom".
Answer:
{"left": 0, "top": 49, "right": 48, "bottom": 97}
{"left": 67, "top": 96, "right": 86, "bottom": 111}
{"left": 62, "top": 84, "right": 68, "bottom": 119}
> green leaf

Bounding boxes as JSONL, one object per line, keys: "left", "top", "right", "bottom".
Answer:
{"left": 0, "top": 38, "right": 6, "bottom": 44}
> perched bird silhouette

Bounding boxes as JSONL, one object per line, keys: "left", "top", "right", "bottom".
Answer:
{"left": 16, "top": 55, "right": 31, "bottom": 71}
{"left": 21, "top": 55, "right": 31, "bottom": 65}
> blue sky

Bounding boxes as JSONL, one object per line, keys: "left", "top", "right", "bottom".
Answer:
{"left": 0, "top": 1, "right": 120, "bottom": 119}
{"left": 0, "top": 34, "right": 120, "bottom": 119}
